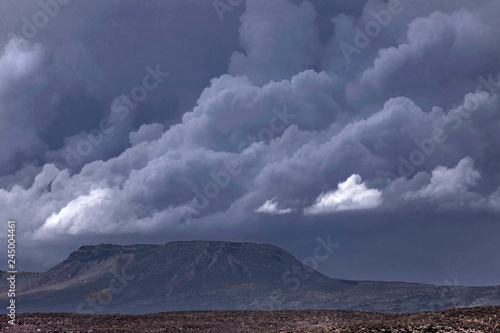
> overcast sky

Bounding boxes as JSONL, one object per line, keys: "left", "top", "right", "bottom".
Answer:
{"left": 0, "top": 0, "right": 499, "bottom": 286}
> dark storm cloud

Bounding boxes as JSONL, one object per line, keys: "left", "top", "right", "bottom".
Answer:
{"left": 229, "top": 0, "right": 322, "bottom": 85}
{"left": 346, "top": 5, "right": 500, "bottom": 111}
{"left": 0, "top": 38, "right": 49, "bottom": 175}
{"left": 0, "top": 0, "right": 499, "bottom": 285}
{"left": 0, "top": 0, "right": 243, "bottom": 176}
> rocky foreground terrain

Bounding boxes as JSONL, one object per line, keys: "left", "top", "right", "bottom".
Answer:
{"left": 4, "top": 306, "right": 499, "bottom": 332}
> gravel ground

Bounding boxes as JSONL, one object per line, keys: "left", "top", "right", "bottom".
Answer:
{"left": 3, "top": 306, "right": 499, "bottom": 332}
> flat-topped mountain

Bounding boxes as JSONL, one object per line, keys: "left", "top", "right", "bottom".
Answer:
{"left": 1, "top": 241, "right": 499, "bottom": 314}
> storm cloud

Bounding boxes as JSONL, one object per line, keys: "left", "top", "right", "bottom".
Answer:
{"left": 0, "top": 0, "right": 499, "bottom": 286}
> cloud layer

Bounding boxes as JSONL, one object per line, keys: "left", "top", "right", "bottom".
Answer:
{"left": 0, "top": 0, "right": 499, "bottom": 285}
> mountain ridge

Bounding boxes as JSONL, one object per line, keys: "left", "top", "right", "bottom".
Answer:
{"left": 1, "top": 240, "right": 499, "bottom": 314}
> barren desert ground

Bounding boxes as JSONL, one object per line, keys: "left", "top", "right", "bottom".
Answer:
{"left": 3, "top": 306, "right": 499, "bottom": 332}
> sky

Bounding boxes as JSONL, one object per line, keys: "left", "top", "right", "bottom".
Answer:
{"left": 0, "top": 0, "right": 499, "bottom": 286}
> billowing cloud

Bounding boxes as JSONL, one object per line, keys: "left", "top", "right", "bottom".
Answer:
{"left": 130, "top": 123, "right": 164, "bottom": 146}
{"left": 405, "top": 157, "right": 480, "bottom": 200}
{"left": 346, "top": 3, "right": 500, "bottom": 111}
{"left": 304, "top": 174, "right": 382, "bottom": 215}
{"left": 0, "top": 37, "right": 45, "bottom": 91}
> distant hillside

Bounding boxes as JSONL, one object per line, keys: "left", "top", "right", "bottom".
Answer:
{"left": 1, "top": 241, "right": 499, "bottom": 314}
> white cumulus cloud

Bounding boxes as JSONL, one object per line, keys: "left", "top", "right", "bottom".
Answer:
{"left": 304, "top": 174, "right": 382, "bottom": 215}
{"left": 255, "top": 197, "right": 292, "bottom": 214}
{"left": 35, "top": 187, "right": 113, "bottom": 239}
